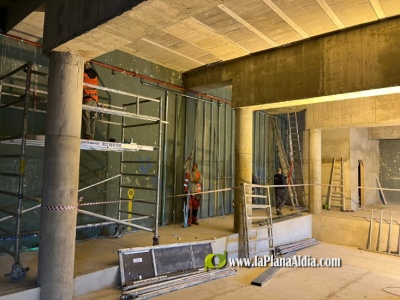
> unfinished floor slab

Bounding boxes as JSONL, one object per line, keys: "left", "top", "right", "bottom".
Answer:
{"left": 1, "top": 205, "right": 399, "bottom": 299}
{"left": 74, "top": 242, "right": 400, "bottom": 300}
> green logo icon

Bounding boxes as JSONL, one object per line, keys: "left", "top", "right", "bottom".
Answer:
{"left": 204, "top": 251, "right": 227, "bottom": 271}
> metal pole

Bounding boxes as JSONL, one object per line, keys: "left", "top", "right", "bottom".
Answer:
{"left": 161, "top": 91, "right": 168, "bottom": 226}
{"left": 78, "top": 174, "right": 121, "bottom": 192}
{"left": 122, "top": 268, "right": 236, "bottom": 299}
{"left": 367, "top": 209, "right": 373, "bottom": 250}
{"left": 0, "top": 63, "right": 27, "bottom": 81}
{"left": 253, "top": 113, "right": 256, "bottom": 181}
{"left": 217, "top": 103, "right": 223, "bottom": 216}
{"left": 224, "top": 103, "right": 227, "bottom": 214}
{"left": 183, "top": 97, "right": 188, "bottom": 223}
{"left": 258, "top": 112, "right": 262, "bottom": 204}
{"left": 201, "top": 100, "right": 206, "bottom": 219}
{"left": 230, "top": 109, "right": 235, "bottom": 213}
{"left": 264, "top": 113, "right": 267, "bottom": 185}
{"left": 376, "top": 210, "right": 383, "bottom": 251}
{"left": 77, "top": 209, "right": 153, "bottom": 232}
{"left": 194, "top": 95, "right": 199, "bottom": 161}
{"left": 209, "top": 102, "right": 213, "bottom": 217}
{"left": 75, "top": 216, "right": 150, "bottom": 230}
{"left": 387, "top": 211, "right": 393, "bottom": 253}
{"left": 15, "top": 61, "right": 32, "bottom": 265}
{"left": 154, "top": 96, "right": 163, "bottom": 244}
{"left": 119, "top": 108, "right": 126, "bottom": 221}
{"left": 173, "top": 94, "right": 179, "bottom": 223}
{"left": 0, "top": 204, "right": 41, "bottom": 223}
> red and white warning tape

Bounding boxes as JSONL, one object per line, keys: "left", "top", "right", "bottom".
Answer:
{"left": 41, "top": 205, "right": 78, "bottom": 211}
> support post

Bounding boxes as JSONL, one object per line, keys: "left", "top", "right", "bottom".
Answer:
{"left": 309, "top": 129, "right": 321, "bottom": 214}
{"left": 234, "top": 108, "right": 253, "bottom": 257}
{"left": 37, "top": 52, "right": 83, "bottom": 300}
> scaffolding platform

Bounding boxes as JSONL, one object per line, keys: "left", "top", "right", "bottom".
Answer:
{"left": 0, "top": 135, "right": 155, "bottom": 152}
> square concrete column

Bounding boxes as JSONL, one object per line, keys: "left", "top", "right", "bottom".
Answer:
{"left": 234, "top": 108, "right": 253, "bottom": 257}
{"left": 309, "top": 128, "right": 322, "bottom": 214}
{"left": 37, "top": 52, "right": 83, "bottom": 300}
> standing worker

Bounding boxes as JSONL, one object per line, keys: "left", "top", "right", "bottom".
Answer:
{"left": 82, "top": 61, "right": 99, "bottom": 140}
{"left": 274, "top": 167, "right": 288, "bottom": 215}
{"left": 183, "top": 161, "right": 202, "bottom": 226}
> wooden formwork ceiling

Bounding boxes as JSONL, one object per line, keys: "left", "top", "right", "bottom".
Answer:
{"left": 1, "top": 0, "right": 400, "bottom": 72}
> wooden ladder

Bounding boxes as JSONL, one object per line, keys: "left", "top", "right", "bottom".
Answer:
{"left": 327, "top": 158, "right": 345, "bottom": 210}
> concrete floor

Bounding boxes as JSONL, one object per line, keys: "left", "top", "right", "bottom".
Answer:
{"left": 75, "top": 242, "right": 400, "bottom": 300}
{"left": 1, "top": 206, "right": 400, "bottom": 299}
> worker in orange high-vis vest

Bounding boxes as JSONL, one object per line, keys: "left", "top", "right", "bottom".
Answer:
{"left": 82, "top": 61, "right": 99, "bottom": 140}
{"left": 183, "top": 162, "right": 202, "bottom": 226}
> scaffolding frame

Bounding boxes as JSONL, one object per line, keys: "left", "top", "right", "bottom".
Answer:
{"left": 0, "top": 61, "right": 166, "bottom": 281}
{"left": 115, "top": 92, "right": 165, "bottom": 244}
{"left": 0, "top": 62, "right": 44, "bottom": 281}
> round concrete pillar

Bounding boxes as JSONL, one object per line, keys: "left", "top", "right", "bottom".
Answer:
{"left": 234, "top": 108, "right": 252, "bottom": 257}
{"left": 309, "top": 128, "right": 322, "bottom": 214}
{"left": 37, "top": 52, "right": 83, "bottom": 300}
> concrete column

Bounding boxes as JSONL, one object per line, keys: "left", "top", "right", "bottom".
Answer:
{"left": 234, "top": 108, "right": 252, "bottom": 257}
{"left": 309, "top": 129, "right": 322, "bottom": 214}
{"left": 37, "top": 52, "right": 83, "bottom": 300}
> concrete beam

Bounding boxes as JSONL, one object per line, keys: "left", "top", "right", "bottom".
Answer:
{"left": 368, "top": 126, "right": 400, "bottom": 140}
{"left": 42, "top": 0, "right": 145, "bottom": 56}
{"left": 183, "top": 17, "right": 400, "bottom": 109}
{"left": 5, "top": 0, "right": 45, "bottom": 32}
{"left": 306, "top": 94, "right": 400, "bottom": 129}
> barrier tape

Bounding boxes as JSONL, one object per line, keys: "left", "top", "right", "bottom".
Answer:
{"left": 41, "top": 205, "right": 78, "bottom": 211}
{"left": 37, "top": 182, "right": 400, "bottom": 208}
{"left": 78, "top": 187, "right": 238, "bottom": 207}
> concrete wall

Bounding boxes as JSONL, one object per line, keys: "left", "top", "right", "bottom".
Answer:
{"left": 321, "top": 128, "right": 350, "bottom": 209}
{"left": 379, "top": 140, "right": 400, "bottom": 205}
{"left": 252, "top": 111, "right": 276, "bottom": 187}
{"left": 307, "top": 94, "right": 400, "bottom": 129}
{"left": 313, "top": 213, "right": 400, "bottom": 251}
{"left": 304, "top": 99, "right": 384, "bottom": 211}
{"left": 349, "top": 128, "right": 379, "bottom": 208}
{"left": 318, "top": 128, "right": 379, "bottom": 211}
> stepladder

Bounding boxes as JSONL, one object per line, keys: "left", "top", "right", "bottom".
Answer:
{"left": 327, "top": 158, "right": 345, "bottom": 210}
{"left": 242, "top": 182, "right": 274, "bottom": 260}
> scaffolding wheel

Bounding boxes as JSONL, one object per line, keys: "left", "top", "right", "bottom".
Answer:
{"left": 5, "top": 262, "right": 30, "bottom": 282}
{"left": 152, "top": 236, "right": 159, "bottom": 245}
{"left": 112, "top": 225, "right": 126, "bottom": 238}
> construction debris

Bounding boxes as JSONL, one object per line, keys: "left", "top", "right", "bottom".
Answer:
{"left": 118, "top": 241, "right": 236, "bottom": 299}
{"left": 275, "top": 238, "right": 319, "bottom": 255}
{"left": 121, "top": 268, "right": 236, "bottom": 299}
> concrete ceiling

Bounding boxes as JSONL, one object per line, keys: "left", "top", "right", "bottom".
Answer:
{"left": 1, "top": 0, "right": 400, "bottom": 72}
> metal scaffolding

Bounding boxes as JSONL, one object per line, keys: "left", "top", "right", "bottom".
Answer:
{"left": 0, "top": 62, "right": 165, "bottom": 281}
{"left": 0, "top": 62, "right": 45, "bottom": 282}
